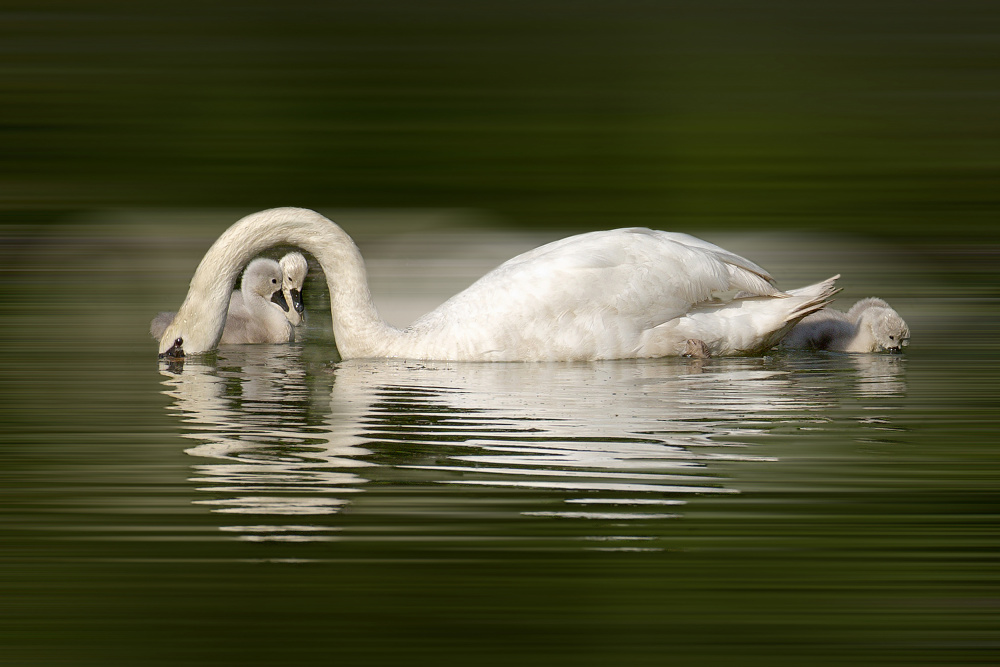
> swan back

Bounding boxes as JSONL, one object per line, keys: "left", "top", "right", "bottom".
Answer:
{"left": 279, "top": 252, "right": 308, "bottom": 326}
{"left": 401, "top": 228, "right": 783, "bottom": 361}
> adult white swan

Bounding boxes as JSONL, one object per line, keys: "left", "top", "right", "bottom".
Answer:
{"left": 157, "top": 207, "right": 839, "bottom": 361}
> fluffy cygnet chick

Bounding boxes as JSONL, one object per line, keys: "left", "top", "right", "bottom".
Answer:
{"left": 278, "top": 252, "right": 308, "bottom": 326}
{"left": 782, "top": 297, "right": 909, "bottom": 353}
{"left": 150, "top": 258, "right": 293, "bottom": 345}
{"left": 222, "top": 258, "right": 294, "bottom": 344}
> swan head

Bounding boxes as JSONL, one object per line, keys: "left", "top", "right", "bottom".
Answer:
{"left": 279, "top": 252, "right": 309, "bottom": 325}
{"left": 158, "top": 337, "right": 185, "bottom": 360}
{"left": 158, "top": 258, "right": 287, "bottom": 356}
{"left": 862, "top": 306, "right": 911, "bottom": 353}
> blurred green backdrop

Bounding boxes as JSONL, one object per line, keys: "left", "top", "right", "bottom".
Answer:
{"left": 2, "top": 0, "right": 996, "bottom": 235}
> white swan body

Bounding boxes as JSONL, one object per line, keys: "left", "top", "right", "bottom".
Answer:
{"left": 782, "top": 297, "right": 910, "bottom": 353}
{"left": 152, "top": 257, "right": 294, "bottom": 345}
{"left": 157, "top": 207, "right": 838, "bottom": 361}
{"left": 279, "top": 252, "right": 308, "bottom": 326}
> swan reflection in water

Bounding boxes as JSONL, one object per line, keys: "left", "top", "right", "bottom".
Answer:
{"left": 159, "top": 347, "right": 905, "bottom": 549}
{"left": 160, "top": 345, "right": 373, "bottom": 543}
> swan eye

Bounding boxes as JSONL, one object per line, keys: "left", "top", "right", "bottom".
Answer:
{"left": 889, "top": 335, "right": 894, "bottom": 340}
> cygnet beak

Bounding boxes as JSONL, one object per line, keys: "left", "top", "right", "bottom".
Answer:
{"left": 289, "top": 288, "right": 305, "bottom": 314}
{"left": 271, "top": 289, "right": 290, "bottom": 312}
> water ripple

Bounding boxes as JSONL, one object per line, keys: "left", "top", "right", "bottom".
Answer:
{"left": 159, "top": 349, "right": 906, "bottom": 549}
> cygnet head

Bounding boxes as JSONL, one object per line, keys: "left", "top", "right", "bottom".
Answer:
{"left": 279, "top": 252, "right": 308, "bottom": 325}
{"left": 682, "top": 338, "right": 712, "bottom": 359}
{"left": 244, "top": 258, "right": 289, "bottom": 312}
{"left": 860, "top": 306, "right": 911, "bottom": 353}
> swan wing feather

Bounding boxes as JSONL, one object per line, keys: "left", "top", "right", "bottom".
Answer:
{"left": 407, "top": 228, "right": 779, "bottom": 360}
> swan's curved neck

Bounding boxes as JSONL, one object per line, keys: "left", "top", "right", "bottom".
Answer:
{"left": 160, "top": 207, "right": 399, "bottom": 355}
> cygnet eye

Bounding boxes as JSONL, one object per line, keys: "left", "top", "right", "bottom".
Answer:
{"left": 889, "top": 335, "right": 895, "bottom": 340}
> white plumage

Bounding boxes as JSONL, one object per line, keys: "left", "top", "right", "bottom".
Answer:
{"left": 157, "top": 208, "right": 838, "bottom": 360}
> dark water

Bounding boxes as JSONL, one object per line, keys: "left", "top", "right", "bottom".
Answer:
{"left": 4, "top": 2, "right": 997, "bottom": 237}
{"left": 2, "top": 216, "right": 999, "bottom": 666}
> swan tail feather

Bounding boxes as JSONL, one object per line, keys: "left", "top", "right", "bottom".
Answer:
{"left": 726, "top": 264, "right": 783, "bottom": 297}
{"left": 740, "top": 275, "right": 840, "bottom": 354}
{"left": 782, "top": 275, "right": 841, "bottom": 324}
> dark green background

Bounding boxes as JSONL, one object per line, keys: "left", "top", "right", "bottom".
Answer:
{"left": 3, "top": 0, "right": 996, "bottom": 234}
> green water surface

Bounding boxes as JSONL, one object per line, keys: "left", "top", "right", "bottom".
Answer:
{"left": 1, "top": 217, "right": 997, "bottom": 666}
